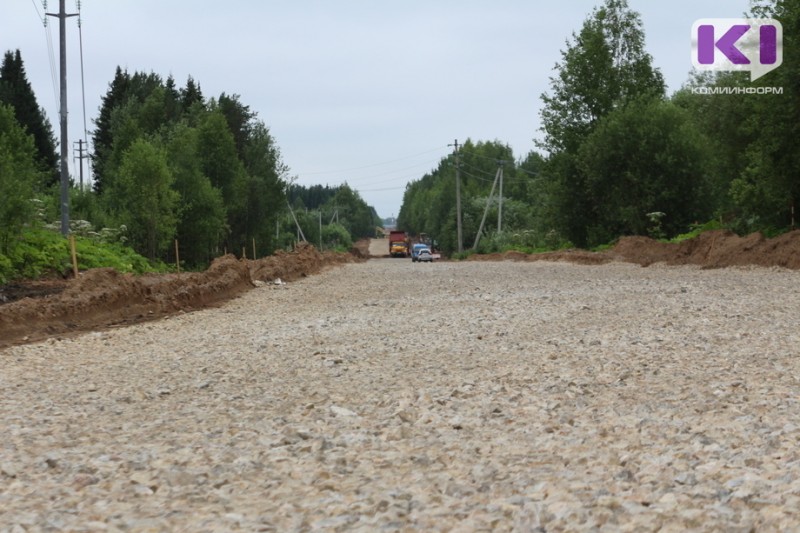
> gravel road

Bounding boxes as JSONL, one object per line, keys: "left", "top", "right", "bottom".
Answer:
{"left": 2, "top": 257, "right": 800, "bottom": 532}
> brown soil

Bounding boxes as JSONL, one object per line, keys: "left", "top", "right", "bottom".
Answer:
{"left": 469, "top": 229, "right": 800, "bottom": 269}
{"left": 2, "top": 231, "right": 798, "bottom": 350}
{"left": 0, "top": 243, "right": 363, "bottom": 349}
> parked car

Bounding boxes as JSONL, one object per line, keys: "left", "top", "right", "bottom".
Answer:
{"left": 411, "top": 243, "right": 429, "bottom": 262}
{"left": 416, "top": 248, "right": 433, "bottom": 262}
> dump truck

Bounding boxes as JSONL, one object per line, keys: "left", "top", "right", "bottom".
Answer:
{"left": 389, "top": 230, "right": 409, "bottom": 257}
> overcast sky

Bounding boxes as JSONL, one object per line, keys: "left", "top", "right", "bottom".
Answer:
{"left": 3, "top": 1, "right": 752, "bottom": 218}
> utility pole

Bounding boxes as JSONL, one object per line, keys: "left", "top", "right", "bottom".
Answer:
{"left": 473, "top": 166, "right": 502, "bottom": 251}
{"left": 449, "top": 139, "right": 463, "bottom": 253}
{"left": 497, "top": 160, "right": 505, "bottom": 233}
{"left": 47, "top": 0, "right": 79, "bottom": 236}
{"left": 286, "top": 200, "right": 307, "bottom": 242}
{"left": 73, "top": 139, "right": 88, "bottom": 190}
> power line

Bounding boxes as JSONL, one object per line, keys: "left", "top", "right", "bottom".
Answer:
{"left": 30, "top": 0, "right": 45, "bottom": 22}
{"left": 357, "top": 185, "right": 408, "bottom": 193}
{"left": 296, "top": 145, "right": 448, "bottom": 175}
{"left": 77, "top": 0, "right": 92, "bottom": 186}
{"left": 43, "top": 2, "right": 60, "bottom": 113}
{"left": 459, "top": 169, "right": 496, "bottom": 183}
{"left": 336, "top": 157, "right": 442, "bottom": 185}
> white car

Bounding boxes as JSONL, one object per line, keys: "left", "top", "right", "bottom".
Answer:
{"left": 417, "top": 248, "right": 433, "bottom": 262}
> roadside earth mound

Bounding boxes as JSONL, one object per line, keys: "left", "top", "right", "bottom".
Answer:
{"left": 0, "top": 244, "right": 363, "bottom": 349}
{"left": 612, "top": 229, "right": 800, "bottom": 269}
{"left": 467, "top": 229, "right": 800, "bottom": 270}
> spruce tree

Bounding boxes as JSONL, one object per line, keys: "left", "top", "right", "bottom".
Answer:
{"left": 0, "top": 49, "right": 58, "bottom": 189}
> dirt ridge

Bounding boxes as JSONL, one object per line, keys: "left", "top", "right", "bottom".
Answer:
{"left": 469, "top": 229, "right": 800, "bottom": 270}
{"left": 0, "top": 243, "right": 362, "bottom": 349}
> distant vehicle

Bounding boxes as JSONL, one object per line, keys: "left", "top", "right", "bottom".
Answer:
{"left": 389, "top": 230, "right": 409, "bottom": 257}
{"left": 410, "top": 243, "right": 429, "bottom": 262}
{"left": 416, "top": 248, "right": 433, "bottom": 262}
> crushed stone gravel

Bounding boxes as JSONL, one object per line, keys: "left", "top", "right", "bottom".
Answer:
{"left": 2, "top": 258, "right": 799, "bottom": 531}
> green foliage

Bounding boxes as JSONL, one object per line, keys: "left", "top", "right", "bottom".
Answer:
{"left": 669, "top": 219, "right": 723, "bottom": 243}
{"left": 672, "top": 0, "right": 800, "bottom": 234}
{"left": 0, "top": 227, "right": 160, "bottom": 284}
{"left": 89, "top": 67, "right": 290, "bottom": 263}
{"left": 106, "top": 139, "right": 179, "bottom": 259}
{"left": 0, "top": 103, "right": 39, "bottom": 254}
{"left": 398, "top": 140, "right": 536, "bottom": 254}
{"left": 321, "top": 223, "right": 352, "bottom": 250}
{"left": 287, "top": 183, "right": 377, "bottom": 246}
{"left": 576, "top": 97, "right": 711, "bottom": 245}
{"left": 166, "top": 123, "right": 226, "bottom": 266}
{"left": 538, "top": 0, "right": 666, "bottom": 247}
{"left": 0, "top": 49, "right": 58, "bottom": 188}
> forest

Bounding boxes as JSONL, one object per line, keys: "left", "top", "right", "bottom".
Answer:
{"left": 399, "top": 0, "right": 799, "bottom": 254}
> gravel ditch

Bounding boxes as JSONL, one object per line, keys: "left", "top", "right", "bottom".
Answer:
{"left": 2, "top": 259, "right": 799, "bottom": 532}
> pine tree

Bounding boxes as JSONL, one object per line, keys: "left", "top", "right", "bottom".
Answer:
{"left": 92, "top": 66, "right": 130, "bottom": 193}
{"left": 0, "top": 49, "right": 58, "bottom": 189}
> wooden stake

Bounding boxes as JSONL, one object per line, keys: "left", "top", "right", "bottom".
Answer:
{"left": 175, "top": 239, "right": 181, "bottom": 273}
{"left": 242, "top": 247, "right": 246, "bottom": 260}
{"left": 69, "top": 234, "right": 79, "bottom": 278}
{"left": 252, "top": 237, "right": 256, "bottom": 260}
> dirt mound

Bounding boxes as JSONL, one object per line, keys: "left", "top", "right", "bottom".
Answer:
{"left": 468, "top": 229, "right": 800, "bottom": 270}
{"left": 0, "top": 244, "right": 363, "bottom": 349}
{"left": 612, "top": 229, "right": 800, "bottom": 269}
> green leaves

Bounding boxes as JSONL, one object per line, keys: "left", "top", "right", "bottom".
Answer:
{"left": 0, "top": 50, "right": 58, "bottom": 188}
{"left": 577, "top": 97, "right": 710, "bottom": 243}
{"left": 109, "top": 139, "right": 179, "bottom": 260}
{"left": 0, "top": 103, "right": 38, "bottom": 254}
{"left": 538, "top": 0, "right": 676, "bottom": 247}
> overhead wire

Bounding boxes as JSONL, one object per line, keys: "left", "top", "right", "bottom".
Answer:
{"left": 30, "top": 0, "right": 44, "bottom": 22}
{"left": 296, "top": 145, "right": 448, "bottom": 176}
{"left": 77, "top": 0, "right": 92, "bottom": 186}
{"left": 340, "top": 157, "right": 442, "bottom": 185}
{"left": 42, "top": 1, "right": 60, "bottom": 114}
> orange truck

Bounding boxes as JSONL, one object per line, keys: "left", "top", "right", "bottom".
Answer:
{"left": 389, "top": 230, "right": 409, "bottom": 257}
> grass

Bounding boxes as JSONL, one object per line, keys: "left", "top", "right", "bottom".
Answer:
{"left": 0, "top": 227, "right": 165, "bottom": 285}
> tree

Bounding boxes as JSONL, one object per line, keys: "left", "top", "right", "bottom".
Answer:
{"left": 0, "top": 103, "right": 39, "bottom": 253}
{"left": 181, "top": 76, "right": 204, "bottom": 114}
{"left": 330, "top": 184, "right": 377, "bottom": 239}
{"left": 218, "top": 93, "right": 255, "bottom": 159}
{"left": 166, "top": 123, "right": 226, "bottom": 266}
{"left": 671, "top": 0, "right": 800, "bottom": 233}
{"left": 0, "top": 49, "right": 58, "bottom": 188}
{"left": 577, "top": 97, "right": 711, "bottom": 243}
{"left": 107, "top": 139, "right": 178, "bottom": 260}
{"left": 92, "top": 67, "right": 131, "bottom": 193}
{"left": 538, "top": 0, "right": 665, "bottom": 246}
{"left": 731, "top": 0, "right": 800, "bottom": 231}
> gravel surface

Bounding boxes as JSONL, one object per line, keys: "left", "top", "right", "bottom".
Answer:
{"left": 2, "top": 258, "right": 800, "bottom": 532}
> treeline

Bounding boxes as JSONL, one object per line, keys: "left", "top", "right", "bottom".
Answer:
{"left": 1, "top": 51, "right": 383, "bottom": 273}
{"left": 400, "top": 0, "right": 798, "bottom": 252}
{"left": 286, "top": 183, "right": 382, "bottom": 250}
{"left": 88, "top": 67, "right": 287, "bottom": 264}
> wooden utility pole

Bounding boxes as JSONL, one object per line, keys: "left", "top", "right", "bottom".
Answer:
{"left": 47, "top": 0, "right": 79, "bottom": 236}
{"left": 449, "top": 139, "right": 463, "bottom": 253}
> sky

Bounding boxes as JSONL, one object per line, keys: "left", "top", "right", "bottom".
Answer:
{"left": 3, "top": 1, "right": 752, "bottom": 219}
